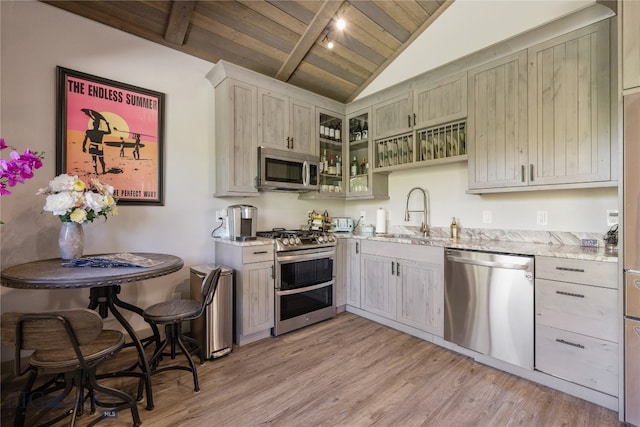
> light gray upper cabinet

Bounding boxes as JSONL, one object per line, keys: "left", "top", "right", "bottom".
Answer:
{"left": 214, "top": 78, "right": 259, "bottom": 197}
{"left": 622, "top": 0, "right": 640, "bottom": 91}
{"left": 527, "top": 19, "right": 611, "bottom": 186}
{"left": 468, "top": 50, "right": 528, "bottom": 190}
{"left": 257, "top": 88, "right": 316, "bottom": 156}
{"left": 468, "top": 20, "right": 612, "bottom": 193}
{"left": 414, "top": 72, "right": 467, "bottom": 129}
{"left": 373, "top": 92, "right": 413, "bottom": 139}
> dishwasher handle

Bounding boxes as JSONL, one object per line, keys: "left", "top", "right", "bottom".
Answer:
{"left": 446, "top": 254, "right": 531, "bottom": 271}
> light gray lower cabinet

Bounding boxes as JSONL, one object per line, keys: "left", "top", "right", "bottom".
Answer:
{"left": 534, "top": 256, "right": 618, "bottom": 396}
{"left": 335, "top": 238, "right": 347, "bottom": 309}
{"left": 215, "top": 242, "right": 274, "bottom": 346}
{"left": 359, "top": 240, "right": 444, "bottom": 336}
{"left": 346, "top": 239, "right": 361, "bottom": 308}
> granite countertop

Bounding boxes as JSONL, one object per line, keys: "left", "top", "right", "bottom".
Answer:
{"left": 213, "top": 237, "right": 274, "bottom": 247}
{"left": 212, "top": 229, "right": 618, "bottom": 263}
{"left": 344, "top": 233, "right": 618, "bottom": 263}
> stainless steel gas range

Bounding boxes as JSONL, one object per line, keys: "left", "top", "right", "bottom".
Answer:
{"left": 256, "top": 229, "right": 337, "bottom": 336}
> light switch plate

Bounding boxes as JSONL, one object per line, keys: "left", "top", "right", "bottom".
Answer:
{"left": 606, "top": 209, "right": 619, "bottom": 226}
{"left": 482, "top": 210, "right": 492, "bottom": 224}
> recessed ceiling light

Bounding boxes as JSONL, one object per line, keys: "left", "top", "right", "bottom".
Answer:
{"left": 328, "top": 40, "right": 335, "bottom": 49}
{"left": 336, "top": 18, "right": 346, "bottom": 31}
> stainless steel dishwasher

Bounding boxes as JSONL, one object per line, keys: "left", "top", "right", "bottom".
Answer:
{"left": 444, "top": 249, "right": 534, "bottom": 370}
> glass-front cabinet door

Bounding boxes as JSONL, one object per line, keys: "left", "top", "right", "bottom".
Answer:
{"left": 346, "top": 108, "right": 388, "bottom": 200}
{"left": 317, "top": 109, "right": 345, "bottom": 197}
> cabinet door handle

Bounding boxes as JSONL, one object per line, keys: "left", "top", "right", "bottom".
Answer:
{"left": 391, "top": 261, "right": 395, "bottom": 275}
{"left": 555, "top": 290, "right": 585, "bottom": 298}
{"left": 286, "top": 136, "right": 290, "bottom": 148}
{"left": 407, "top": 115, "right": 411, "bottom": 128}
{"left": 253, "top": 250, "right": 268, "bottom": 255}
{"left": 270, "top": 265, "right": 275, "bottom": 279}
{"left": 290, "top": 137, "right": 294, "bottom": 149}
{"left": 555, "top": 266, "right": 585, "bottom": 273}
{"left": 530, "top": 164, "right": 534, "bottom": 182}
{"left": 396, "top": 262, "right": 400, "bottom": 276}
{"left": 555, "top": 338, "right": 585, "bottom": 349}
{"left": 521, "top": 165, "right": 525, "bottom": 182}
{"left": 355, "top": 242, "right": 359, "bottom": 254}
{"left": 413, "top": 113, "right": 416, "bottom": 126}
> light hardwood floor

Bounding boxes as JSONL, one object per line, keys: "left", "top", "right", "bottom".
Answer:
{"left": 1, "top": 312, "right": 621, "bottom": 426}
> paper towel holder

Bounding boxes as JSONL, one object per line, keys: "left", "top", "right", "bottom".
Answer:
{"left": 375, "top": 208, "right": 387, "bottom": 235}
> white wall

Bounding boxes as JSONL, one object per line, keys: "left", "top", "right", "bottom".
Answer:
{"left": 358, "top": 0, "right": 597, "bottom": 99}
{"left": 348, "top": 164, "right": 617, "bottom": 233}
{"left": 0, "top": 1, "right": 618, "bottom": 361}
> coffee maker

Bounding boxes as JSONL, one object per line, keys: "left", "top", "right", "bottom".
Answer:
{"left": 227, "top": 204, "right": 257, "bottom": 241}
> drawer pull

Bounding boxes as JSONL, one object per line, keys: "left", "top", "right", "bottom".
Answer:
{"left": 555, "top": 290, "right": 585, "bottom": 298}
{"left": 555, "top": 338, "right": 585, "bottom": 349}
{"left": 555, "top": 267, "right": 585, "bottom": 273}
{"left": 253, "top": 251, "right": 268, "bottom": 255}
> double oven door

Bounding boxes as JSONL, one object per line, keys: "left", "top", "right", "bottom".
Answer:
{"left": 274, "top": 246, "right": 335, "bottom": 336}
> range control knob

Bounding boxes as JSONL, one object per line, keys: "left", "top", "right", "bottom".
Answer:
{"left": 328, "top": 235, "right": 336, "bottom": 242}
{"left": 317, "top": 236, "right": 324, "bottom": 243}
{"left": 288, "top": 237, "right": 296, "bottom": 246}
{"left": 294, "top": 237, "right": 301, "bottom": 245}
{"left": 280, "top": 238, "right": 288, "bottom": 246}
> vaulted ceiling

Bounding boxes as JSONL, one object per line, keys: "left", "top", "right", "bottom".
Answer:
{"left": 42, "top": 1, "right": 452, "bottom": 103}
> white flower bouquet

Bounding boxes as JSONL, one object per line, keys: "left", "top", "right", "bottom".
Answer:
{"left": 38, "top": 174, "right": 118, "bottom": 223}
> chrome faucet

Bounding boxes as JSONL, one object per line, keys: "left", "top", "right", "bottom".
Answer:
{"left": 404, "top": 187, "right": 430, "bottom": 236}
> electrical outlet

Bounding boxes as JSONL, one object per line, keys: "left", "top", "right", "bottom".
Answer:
{"left": 172, "top": 292, "right": 181, "bottom": 300}
{"left": 606, "top": 209, "right": 619, "bottom": 226}
{"left": 215, "top": 209, "right": 227, "bottom": 219}
{"left": 360, "top": 210, "right": 366, "bottom": 223}
{"left": 482, "top": 210, "right": 492, "bottom": 224}
{"left": 536, "top": 211, "right": 548, "bottom": 226}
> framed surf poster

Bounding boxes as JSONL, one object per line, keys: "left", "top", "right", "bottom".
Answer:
{"left": 56, "top": 66, "right": 165, "bottom": 205}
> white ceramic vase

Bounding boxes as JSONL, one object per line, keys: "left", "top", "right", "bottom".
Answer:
{"left": 58, "top": 222, "right": 84, "bottom": 260}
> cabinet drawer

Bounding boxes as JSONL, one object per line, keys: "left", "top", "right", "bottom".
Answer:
{"left": 535, "top": 324, "right": 618, "bottom": 396}
{"left": 360, "top": 240, "right": 443, "bottom": 263}
{"left": 242, "top": 245, "right": 274, "bottom": 263}
{"left": 536, "top": 256, "right": 617, "bottom": 288}
{"left": 536, "top": 278, "right": 618, "bottom": 342}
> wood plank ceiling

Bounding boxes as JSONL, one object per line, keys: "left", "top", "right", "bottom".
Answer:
{"left": 41, "top": 0, "right": 452, "bottom": 103}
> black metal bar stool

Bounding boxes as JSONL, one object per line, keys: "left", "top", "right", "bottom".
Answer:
{"left": 142, "top": 267, "right": 221, "bottom": 392}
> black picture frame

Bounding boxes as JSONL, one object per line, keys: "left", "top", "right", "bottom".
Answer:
{"left": 56, "top": 66, "right": 165, "bottom": 205}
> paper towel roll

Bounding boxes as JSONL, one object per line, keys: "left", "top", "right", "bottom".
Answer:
{"left": 376, "top": 208, "right": 387, "bottom": 234}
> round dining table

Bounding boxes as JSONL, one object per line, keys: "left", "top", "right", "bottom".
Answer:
{"left": 0, "top": 252, "right": 184, "bottom": 410}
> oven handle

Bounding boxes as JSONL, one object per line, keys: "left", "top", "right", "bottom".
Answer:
{"left": 276, "top": 281, "right": 333, "bottom": 296}
{"left": 277, "top": 250, "right": 335, "bottom": 263}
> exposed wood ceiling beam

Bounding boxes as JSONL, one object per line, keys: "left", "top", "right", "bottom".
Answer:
{"left": 275, "top": 0, "right": 345, "bottom": 82}
{"left": 346, "top": 0, "right": 454, "bottom": 103}
{"left": 164, "top": 0, "right": 196, "bottom": 45}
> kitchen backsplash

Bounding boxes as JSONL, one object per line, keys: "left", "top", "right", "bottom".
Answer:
{"left": 388, "top": 225, "right": 607, "bottom": 247}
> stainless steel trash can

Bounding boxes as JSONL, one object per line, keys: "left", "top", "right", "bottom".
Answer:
{"left": 190, "top": 265, "right": 233, "bottom": 359}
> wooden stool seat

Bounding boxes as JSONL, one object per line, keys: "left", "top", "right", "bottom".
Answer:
{"left": 29, "top": 330, "right": 124, "bottom": 372}
{"left": 143, "top": 299, "right": 201, "bottom": 323}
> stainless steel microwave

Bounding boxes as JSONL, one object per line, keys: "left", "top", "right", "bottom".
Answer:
{"left": 257, "top": 146, "right": 319, "bottom": 192}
